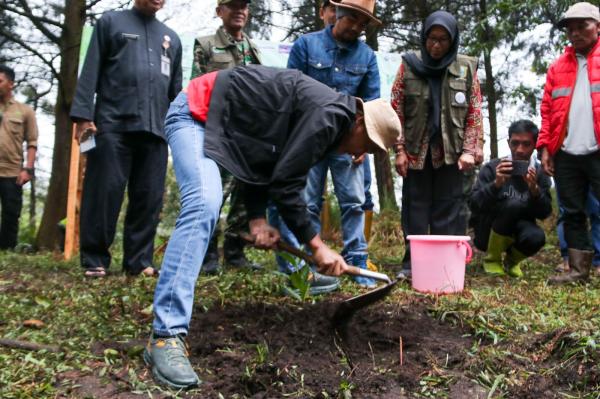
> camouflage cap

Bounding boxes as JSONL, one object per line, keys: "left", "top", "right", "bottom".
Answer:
{"left": 218, "top": 0, "right": 251, "bottom": 5}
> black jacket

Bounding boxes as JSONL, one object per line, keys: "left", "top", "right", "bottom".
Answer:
{"left": 469, "top": 158, "right": 552, "bottom": 249}
{"left": 204, "top": 65, "right": 357, "bottom": 244}
{"left": 70, "top": 8, "right": 182, "bottom": 138}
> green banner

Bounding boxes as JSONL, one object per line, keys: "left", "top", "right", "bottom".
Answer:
{"left": 80, "top": 26, "right": 402, "bottom": 100}
{"left": 78, "top": 25, "right": 94, "bottom": 77}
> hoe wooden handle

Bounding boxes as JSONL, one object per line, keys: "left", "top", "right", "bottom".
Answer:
{"left": 239, "top": 232, "right": 392, "bottom": 284}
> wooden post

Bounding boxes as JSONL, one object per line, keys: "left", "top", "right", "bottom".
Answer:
{"left": 64, "top": 124, "right": 80, "bottom": 260}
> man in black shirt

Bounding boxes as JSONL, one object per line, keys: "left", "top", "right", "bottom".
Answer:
{"left": 70, "top": 0, "right": 182, "bottom": 277}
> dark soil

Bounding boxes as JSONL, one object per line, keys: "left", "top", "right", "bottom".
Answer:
{"left": 185, "top": 300, "right": 475, "bottom": 398}
{"left": 56, "top": 296, "right": 597, "bottom": 398}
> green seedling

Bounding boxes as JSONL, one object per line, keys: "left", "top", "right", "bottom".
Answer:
{"left": 255, "top": 341, "right": 269, "bottom": 365}
{"left": 279, "top": 251, "right": 312, "bottom": 301}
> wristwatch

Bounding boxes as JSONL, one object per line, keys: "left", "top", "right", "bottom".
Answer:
{"left": 22, "top": 167, "right": 35, "bottom": 176}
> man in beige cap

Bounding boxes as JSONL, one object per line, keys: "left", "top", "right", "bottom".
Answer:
{"left": 144, "top": 64, "right": 401, "bottom": 389}
{"left": 537, "top": 2, "right": 600, "bottom": 284}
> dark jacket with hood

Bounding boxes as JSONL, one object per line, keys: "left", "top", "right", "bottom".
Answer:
{"left": 469, "top": 158, "right": 552, "bottom": 250}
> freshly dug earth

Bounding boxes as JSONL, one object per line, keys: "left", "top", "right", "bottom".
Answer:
{"left": 56, "top": 295, "right": 598, "bottom": 398}
{"left": 186, "top": 300, "right": 475, "bottom": 398}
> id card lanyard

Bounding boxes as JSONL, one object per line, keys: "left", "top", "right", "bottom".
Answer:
{"left": 161, "top": 35, "right": 171, "bottom": 77}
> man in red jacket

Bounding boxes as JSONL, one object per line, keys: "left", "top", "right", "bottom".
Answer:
{"left": 538, "top": 2, "right": 600, "bottom": 284}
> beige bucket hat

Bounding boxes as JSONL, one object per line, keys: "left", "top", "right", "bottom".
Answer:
{"left": 360, "top": 98, "right": 402, "bottom": 152}
{"left": 558, "top": 2, "right": 600, "bottom": 28}
{"left": 329, "top": 0, "right": 382, "bottom": 26}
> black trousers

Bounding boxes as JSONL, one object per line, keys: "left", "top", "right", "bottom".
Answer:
{"left": 206, "top": 167, "right": 249, "bottom": 262}
{"left": 474, "top": 210, "right": 546, "bottom": 257}
{"left": 554, "top": 150, "right": 600, "bottom": 251}
{"left": 80, "top": 132, "right": 167, "bottom": 273}
{"left": 401, "top": 155, "right": 466, "bottom": 267}
{"left": 0, "top": 177, "right": 22, "bottom": 250}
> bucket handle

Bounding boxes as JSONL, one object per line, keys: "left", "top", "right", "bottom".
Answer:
{"left": 458, "top": 240, "right": 473, "bottom": 264}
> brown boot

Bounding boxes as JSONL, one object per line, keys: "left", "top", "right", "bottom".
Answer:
{"left": 548, "top": 248, "right": 593, "bottom": 284}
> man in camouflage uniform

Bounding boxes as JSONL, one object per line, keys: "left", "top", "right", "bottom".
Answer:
{"left": 192, "top": 0, "right": 262, "bottom": 274}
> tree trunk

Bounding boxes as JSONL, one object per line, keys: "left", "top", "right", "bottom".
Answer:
{"left": 365, "top": 22, "right": 398, "bottom": 211}
{"left": 29, "top": 179, "right": 36, "bottom": 236}
{"left": 479, "top": 0, "right": 498, "bottom": 159}
{"left": 483, "top": 48, "right": 498, "bottom": 159}
{"left": 36, "top": 0, "right": 86, "bottom": 249}
{"left": 374, "top": 154, "right": 398, "bottom": 211}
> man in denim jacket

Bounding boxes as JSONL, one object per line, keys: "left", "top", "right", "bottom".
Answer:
{"left": 276, "top": 0, "right": 381, "bottom": 289}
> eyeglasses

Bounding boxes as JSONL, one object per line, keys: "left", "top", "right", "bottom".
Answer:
{"left": 426, "top": 36, "right": 451, "bottom": 46}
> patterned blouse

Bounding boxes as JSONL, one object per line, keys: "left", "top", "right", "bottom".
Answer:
{"left": 390, "top": 62, "right": 484, "bottom": 170}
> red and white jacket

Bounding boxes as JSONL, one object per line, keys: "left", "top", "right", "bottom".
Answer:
{"left": 538, "top": 39, "right": 600, "bottom": 156}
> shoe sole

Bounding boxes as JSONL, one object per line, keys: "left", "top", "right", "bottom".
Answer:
{"left": 143, "top": 350, "right": 200, "bottom": 390}
{"left": 483, "top": 267, "right": 506, "bottom": 276}
{"left": 308, "top": 282, "right": 340, "bottom": 296}
{"left": 282, "top": 283, "right": 340, "bottom": 297}
{"left": 352, "top": 276, "right": 378, "bottom": 288}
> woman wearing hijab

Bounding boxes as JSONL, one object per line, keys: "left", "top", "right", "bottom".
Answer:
{"left": 391, "top": 10, "right": 484, "bottom": 275}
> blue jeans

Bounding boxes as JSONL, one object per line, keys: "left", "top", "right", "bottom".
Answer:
{"left": 306, "top": 153, "right": 367, "bottom": 257}
{"left": 267, "top": 204, "right": 305, "bottom": 274}
{"left": 362, "top": 156, "right": 374, "bottom": 211}
{"left": 152, "top": 93, "right": 223, "bottom": 336}
{"left": 557, "top": 188, "right": 600, "bottom": 266}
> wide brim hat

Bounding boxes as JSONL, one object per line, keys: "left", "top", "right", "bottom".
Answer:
{"left": 329, "top": 0, "right": 382, "bottom": 26}
{"left": 557, "top": 2, "right": 600, "bottom": 28}
{"left": 359, "top": 98, "right": 402, "bottom": 152}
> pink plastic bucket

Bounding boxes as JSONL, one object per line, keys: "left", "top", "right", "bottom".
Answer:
{"left": 407, "top": 235, "right": 473, "bottom": 294}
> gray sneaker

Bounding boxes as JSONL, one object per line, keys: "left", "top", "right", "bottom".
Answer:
{"left": 143, "top": 335, "right": 200, "bottom": 389}
{"left": 308, "top": 271, "right": 340, "bottom": 295}
{"left": 282, "top": 271, "right": 340, "bottom": 297}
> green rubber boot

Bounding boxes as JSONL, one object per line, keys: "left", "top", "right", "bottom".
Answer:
{"left": 483, "top": 230, "right": 513, "bottom": 276}
{"left": 504, "top": 247, "right": 527, "bottom": 278}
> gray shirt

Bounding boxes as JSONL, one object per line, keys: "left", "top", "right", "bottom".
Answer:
{"left": 70, "top": 8, "right": 182, "bottom": 138}
{"left": 563, "top": 53, "right": 597, "bottom": 155}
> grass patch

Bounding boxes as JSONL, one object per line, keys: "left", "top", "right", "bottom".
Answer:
{"left": 0, "top": 223, "right": 599, "bottom": 397}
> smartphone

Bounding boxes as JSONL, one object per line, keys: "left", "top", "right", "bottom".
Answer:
{"left": 511, "top": 160, "right": 529, "bottom": 176}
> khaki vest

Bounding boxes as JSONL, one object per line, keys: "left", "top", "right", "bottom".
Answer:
{"left": 196, "top": 27, "right": 262, "bottom": 73}
{"left": 402, "top": 53, "right": 478, "bottom": 164}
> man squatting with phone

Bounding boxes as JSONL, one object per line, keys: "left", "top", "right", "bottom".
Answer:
{"left": 468, "top": 120, "right": 553, "bottom": 278}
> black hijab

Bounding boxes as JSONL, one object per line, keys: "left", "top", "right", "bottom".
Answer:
{"left": 403, "top": 11, "right": 460, "bottom": 140}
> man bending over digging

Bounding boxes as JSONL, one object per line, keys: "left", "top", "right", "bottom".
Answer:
{"left": 144, "top": 65, "right": 402, "bottom": 389}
